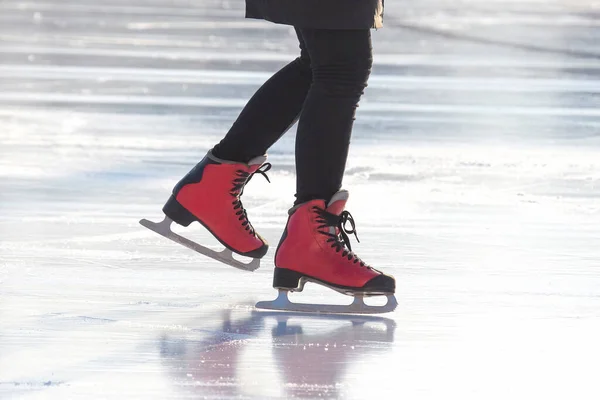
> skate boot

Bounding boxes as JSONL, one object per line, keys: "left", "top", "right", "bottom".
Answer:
{"left": 140, "top": 150, "right": 271, "bottom": 271}
{"left": 256, "top": 190, "right": 397, "bottom": 314}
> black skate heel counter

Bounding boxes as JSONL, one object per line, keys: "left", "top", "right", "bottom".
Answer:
{"left": 173, "top": 154, "right": 220, "bottom": 194}
{"left": 274, "top": 218, "right": 290, "bottom": 267}
{"left": 273, "top": 268, "right": 304, "bottom": 291}
{"left": 274, "top": 208, "right": 299, "bottom": 267}
{"left": 163, "top": 195, "right": 196, "bottom": 227}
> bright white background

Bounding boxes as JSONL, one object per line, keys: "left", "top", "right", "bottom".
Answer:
{"left": 1, "top": 0, "right": 599, "bottom": 398}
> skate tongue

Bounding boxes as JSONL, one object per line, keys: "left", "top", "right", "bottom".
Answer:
{"left": 326, "top": 190, "right": 349, "bottom": 216}
{"left": 208, "top": 150, "right": 267, "bottom": 170}
{"left": 248, "top": 155, "right": 268, "bottom": 167}
{"left": 325, "top": 190, "right": 349, "bottom": 237}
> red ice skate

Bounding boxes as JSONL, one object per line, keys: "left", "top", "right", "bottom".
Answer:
{"left": 256, "top": 190, "right": 397, "bottom": 314}
{"left": 140, "top": 150, "right": 271, "bottom": 271}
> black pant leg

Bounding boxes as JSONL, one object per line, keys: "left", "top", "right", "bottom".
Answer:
{"left": 294, "top": 28, "right": 373, "bottom": 204}
{"left": 212, "top": 29, "right": 312, "bottom": 163}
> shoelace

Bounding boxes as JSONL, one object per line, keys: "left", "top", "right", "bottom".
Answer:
{"left": 230, "top": 163, "right": 272, "bottom": 235}
{"left": 313, "top": 207, "right": 366, "bottom": 266}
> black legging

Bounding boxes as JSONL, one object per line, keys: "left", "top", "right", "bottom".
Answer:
{"left": 212, "top": 28, "right": 372, "bottom": 204}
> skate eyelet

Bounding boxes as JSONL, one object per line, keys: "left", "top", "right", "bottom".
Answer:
{"left": 227, "top": 164, "right": 272, "bottom": 236}
{"left": 313, "top": 207, "right": 370, "bottom": 269}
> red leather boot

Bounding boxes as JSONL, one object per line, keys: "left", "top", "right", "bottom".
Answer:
{"left": 273, "top": 190, "right": 395, "bottom": 295}
{"left": 162, "top": 150, "right": 270, "bottom": 258}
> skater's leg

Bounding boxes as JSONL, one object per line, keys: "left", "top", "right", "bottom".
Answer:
{"left": 212, "top": 29, "right": 312, "bottom": 163}
{"left": 294, "top": 29, "right": 372, "bottom": 204}
{"left": 155, "top": 32, "right": 312, "bottom": 261}
{"left": 258, "top": 29, "right": 396, "bottom": 312}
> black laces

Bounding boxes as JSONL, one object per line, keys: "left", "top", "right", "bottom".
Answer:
{"left": 312, "top": 207, "right": 366, "bottom": 266}
{"left": 231, "top": 163, "right": 271, "bottom": 235}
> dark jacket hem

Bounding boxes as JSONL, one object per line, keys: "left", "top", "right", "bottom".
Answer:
{"left": 246, "top": 0, "right": 383, "bottom": 30}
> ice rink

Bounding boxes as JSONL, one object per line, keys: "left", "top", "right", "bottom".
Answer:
{"left": 1, "top": 0, "right": 600, "bottom": 398}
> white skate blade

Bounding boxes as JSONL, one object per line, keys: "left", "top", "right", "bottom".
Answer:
{"left": 255, "top": 290, "right": 398, "bottom": 315}
{"left": 139, "top": 216, "right": 260, "bottom": 272}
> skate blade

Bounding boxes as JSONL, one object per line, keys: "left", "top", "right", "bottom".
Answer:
{"left": 255, "top": 290, "right": 398, "bottom": 315}
{"left": 139, "top": 216, "right": 260, "bottom": 272}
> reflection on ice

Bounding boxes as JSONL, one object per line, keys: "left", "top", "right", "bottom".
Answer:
{"left": 159, "top": 309, "right": 395, "bottom": 398}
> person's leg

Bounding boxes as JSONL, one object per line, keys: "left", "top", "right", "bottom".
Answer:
{"left": 160, "top": 30, "right": 314, "bottom": 260}
{"left": 268, "top": 29, "right": 396, "bottom": 306}
{"left": 294, "top": 29, "right": 373, "bottom": 204}
{"left": 212, "top": 28, "right": 312, "bottom": 163}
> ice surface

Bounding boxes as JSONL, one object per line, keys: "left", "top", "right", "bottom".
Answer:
{"left": 1, "top": 0, "right": 600, "bottom": 399}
